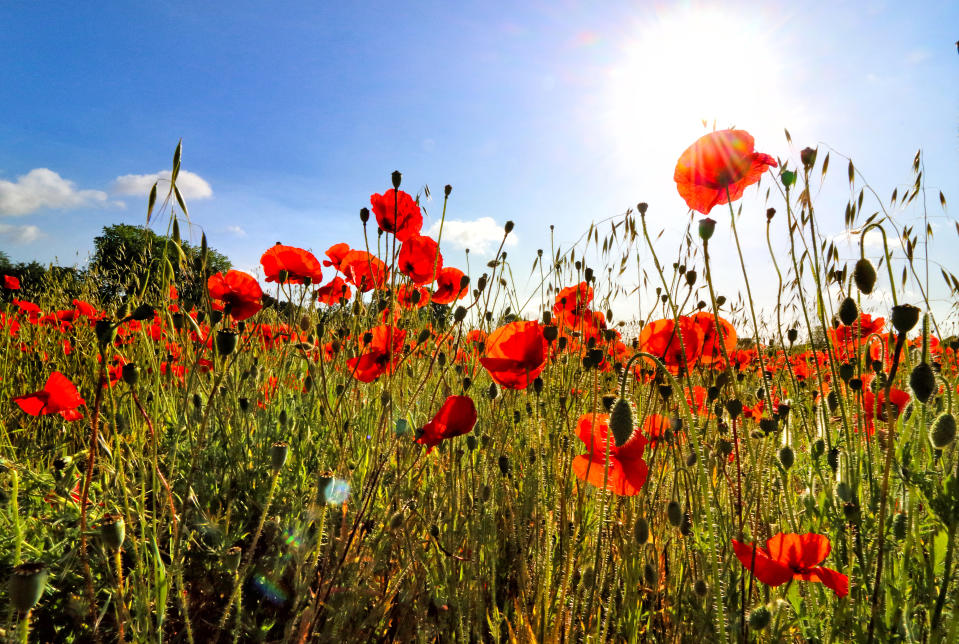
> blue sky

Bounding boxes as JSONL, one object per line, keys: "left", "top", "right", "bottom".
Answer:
{"left": 1, "top": 1, "right": 957, "bottom": 327}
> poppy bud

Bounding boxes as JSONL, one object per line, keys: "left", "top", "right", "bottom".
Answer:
{"left": 839, "top": 362, "right": 855, "bottom": 382}
{"left": 487, "top": 382, "right": 498, "bottom": 400}
{"left": 270, "top": 442, "right": 289, "bottom": 472}
{"left": 827, "top": 390, "right": 840, "bottom": 413}
{"left": 192, "top": 393, "right": 202, "bottom": 410}
{"left": 685, "top": 270, "right": 696, "bottom": 286}
{"left": 849, "top": 377, "right": 862, "bottom": 392}
{"left": 222, "top": 546, "right": 242, "bottom": 572}
{"left": 893, "top": 512, "right": 908, "bottom": 540}
{"left": 890, "top": 304, "right": 920, "bottom": 334}
{"left": 122, "top": 363, "right": 139, "bottom": 386}
{"left": 749, "top": 606, "right": 771, "bottom": 630}
{"left": 836, "top": 481, "right": 853, "bottom": 502}
{"left": 698, "top": 217, "right": 716, "bottom": 241}
{"left": 216, "top": 330, "right": 238, "bottom": 356}
{"left": 666, "top": 500, "right": 682, "bottom": 527}
{"left": 99, "top": 514, "right": 125, "bottom": 550}
{"left": 95, "top": 319, "right": 116, "bottom": 346}
{"left": 827, "top": 447, "right": 840, "bottom": 472}
{"left": 766, "top": 207, "right": 776, "bottom": 221}
{"left": 131, "top": 303, "right": 156, "bottom": 321}
{"left": 930, "top": 413, "right": 957, "bottom": 448}
{"left": 634, "top": 517, "right": 649, "bottom": 545}
{"left": 609, "top": 398, "right": 635, "bottom": 447}
{"left": 359, "top": 207, "right": 370, "bottom": 223}
{"left": 391, "top": 170, "right": 402, "bottom": 189}
{"left": 838, "top": 297, "right": 858, "bottom": 326}
{"left": 759, "top": 418, "right": 778, "bottom": 435}
{"left": 584, "top": 267, "right": 594, "bottom": 283}
{"left": 643, "top": 563, "right": 657, "bottom": 585}
{"left": 812, "top": 438, "right": 825, "bottom": 459}
{"left": 636, "top": 202, "right": 648, "bottom": 215}
{"left": 800, "top": 147, "right": 818, "bottom": 169}
{"left": 909, "top": 362, "right": 936, "bottom": 403}
{"left": 498, "top": 454, "right": 511, "bottom": 476}
{"left": 279, "top": 409, "right": 288, "bottom": 427}
{"left": 853, "top": 258, "right": 877, "bottom": 294}
{"left": 680, "top": 510, "right": 693, "bottom": 536}
{"left": 725, "top": 399, "right": 743, "bottom": 419}
{"left": 453, "top": 306, "right": 467, "bottom": 322}
{"left": 843, "top": 501, "right": 861, "bottom": 521}
{"left": 9, "top": 562, "right": 48, "bottom": 612}
{"left": 465, "top": 434, "right": 477, "bottom": 451}
{"left": 694, "top": 579, "right": 708, "bottom": 598}
{"left": 239, "top": 397, "right": 250, "bottom": 412}
{"left": 716, "top": 438, "right": 733, "bottom": 458}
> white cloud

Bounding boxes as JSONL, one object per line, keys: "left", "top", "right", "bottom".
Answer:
{"left": 0, "top": 223, "right": 44, "bottom": 243}
{"left": 0, "top": 168, "right": 111, "bottom": 216}
{"left": 112, "top": 169, "right": 213, "bottom": 201}
{"left": 905, "top": 49, "right": 931, "bottom": 65}
{"left": 832, "top": 229, "right": 884, "bottom": 250}
{"left": 428, "top": 216, "right": 518, "bottom": 255}
{"left": 225, "top": 225, "right": 247, "bottom": 237}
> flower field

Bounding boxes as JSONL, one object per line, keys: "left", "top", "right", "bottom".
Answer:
{"left": 2, "top": 132, "right": 958, "bottom": 642}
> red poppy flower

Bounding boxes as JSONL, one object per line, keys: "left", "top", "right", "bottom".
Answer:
{"left": 396, "top": 283, "right": 428, "bottom": 309}
{"left": 13, "top": 371, "right": 86, "bottom": 419}
{"left": 315, "top": 276, "right": 352, "bottom": 305}
{"left": 638, "top": 317, "right": 705, "bottom": 372}
{"left": 3, "top": 275, "right": 19, "bottom": 290}
{"left": 12, "top": 299, "right": 41, "bottom": 322}
{"left": 674, "top": 129, "right": 778, "bottom": 215}
{"left": 260, "top": 244, "right": 324, "bottom": 285}
{"left": 417, "top": 395, "right": 478, "bottom": 452}
{"left": 207, "top": 270, "right": 263, "bottom": 321}
{"left": 324, "top": 242, "right": 352, "bottom": 270}
{"left": 398, "top": 234, "right": 443, "bottom": 285}
{"left": 371, "top": 189, "right": 423, "bottom": 242}
{"left": 690, "top": 312, "right": 737, "bottom": 367}
{"left": 732, "top": 533, "right": 849, "bottom": 598}
{"left": 72, "top": 299, "right": 99, "bottom": 319}
{"left": 431, "top": 267, "right": 468, "bottom": 305}
{"left": 861, "top": 387, "right": 910, "bottom": 435}
{"left": 340, "top": 250, "right": 389, "bottom": 292}
{"left": 553, "top": 282, "right": 593, "bottom": 323}
{"left": 480, "top": 320, "right": 548, "bottom": 390}
{"left": 571, "top": 413, "right": 649, "bottom": 496}
{"left": 642, "top": 413, "right": 673, "bottom": 447}
{"left": 347, "top": 325, "right": 406, "bottom": 383}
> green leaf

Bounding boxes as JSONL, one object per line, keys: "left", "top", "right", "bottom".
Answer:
{"left": 147, "top": 182, "right": 158, "bottom": 224}
{"left": 174, "top": 184, "right": 189, "bottom": 220}
{"left": 172, "top": 139, "right": 182, "bottom": 184}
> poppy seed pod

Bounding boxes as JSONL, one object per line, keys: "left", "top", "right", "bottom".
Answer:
{"left": 9, "top": 562, "right": 48, "bottom": 612}
{"left": 778, "top": 446, "right": 795, "bottom": 470}
{"left": 827, "top": 447, "right": 840, "bottom": 472}
{"left": 930, "top": 413, "right": 957, "bottom": 448}
{"left": 749, "top": 606, "right": 772, "bottom": 630}
{"left": 839, "top": 362, "right": 855, "bottom": 382}
{"left": 698, "top": 217, "right": 716, "bottom": 241}
{"left": 725, "top": 399, "right": 743, "bottom": 419}
{"left": 359, "top": 207, "right": 370, "bottom": 223}
{"left": 216, "top": 330, "right": 238, "bottom": 356}
{"left": 787, "top": 328, "right": 798, "bottom": 344}
{"left": 893, "top": 512, "right": 908, "bottom": 540}
{"left": 667, "top": 500, "right": 682, "bottom": 527}
{"left": 854, "top": 258, "right": 877, "bottom": 294}
{"left": 909, "top": 362, "right": 936, "bottom": 403}
{"left": 99, "top": 514, "right": 125, "bottom": 550}
{"left": 800, "top": 147, "right": 818, "bottom": 169}
{"left": 609, "top": 398, "right": 635, "bottom": 447}
{"left": 766, "top": 207, "right": 776, "bottom": 221}
{"left": 391, "top": 170, "right": 402, "bottom": 189}
{"left": 453, "top": 306, "right": 467, "bottom": 322}
{"left": 694, "top": 579, "right": 708, "bottom": 598}
{"left": 836, "top": 481, "right": 853, "bottom": 502}
{"left": 498, "top": 454, "right": 511, "bottom": 476}
{"left": 504, "top": 220, "right": 515, "bottom": 234}
{"left": 223, "top": 545, "right": 242, "bottom": 572}
{"left": 812, "top": 438, "right": 825, "bottom": 459}
{"left": 634, "top": 517, "right": 649, "bottom": 545}
{"left": 838, "top": 297, "right": 858, "bottom": 326}
{"left": 270, "top": 442, "right": 289, "bottom": 472}
{"left": 95, "top": 319, "right": 116, "bottom": 346}
{"left": 890, "top": 304, "right": 920, "bottom": 335}
{"left": 122, "top": 363, "right": 139, "bottom": 386}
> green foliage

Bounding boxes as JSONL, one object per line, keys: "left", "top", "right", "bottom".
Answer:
{"left": 89, "top": 223, "right": 231, "bottom": 307}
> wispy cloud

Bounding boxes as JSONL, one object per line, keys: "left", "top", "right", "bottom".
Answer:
{"left": 428, "top": 217, "right": 518, "bottom": 255}
{"left": 0, "top": 168, "right": 112, "bottom": 216}
{"left": 0, "top": 223, "right": 45, "bottom": 243}
{"left": 112, "top": 169, "right": 213, "bottom": 201}
{"left": 225, "top": 225, "right": 247, "bottom": 237}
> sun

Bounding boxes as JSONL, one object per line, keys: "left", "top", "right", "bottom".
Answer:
{"left": 602, "top": 5, "right": 803, "bottom": 182}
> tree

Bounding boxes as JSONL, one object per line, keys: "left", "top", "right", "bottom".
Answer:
{"left": 89, "top": 223, "right": 231, "bottom": 308}
{"left": 0, "top": 249, "right": 11, "bottom": 271}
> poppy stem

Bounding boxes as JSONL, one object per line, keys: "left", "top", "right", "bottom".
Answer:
{"left": 78, "top": 364, "right": 106, "bottom": 643}
{"left": 866, "top": 330, "right": 906, "bottom": 643}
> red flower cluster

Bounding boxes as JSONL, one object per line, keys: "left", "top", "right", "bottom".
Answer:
{"left": 417, "top": 395, "right": 477, "bottom": 452}
{"left": 260, "top": 244, "right": 324, "bottom": 284}
{"left": 207, "top": 270, "right": 263, "bottom": 321}
{"left": 571, "top": 413, "right": 649, "bottom": 496}
{"left": 13, "top": 371, "right": 85, "bottom": 421}
{"left": 371, "top": 189, "right": 423, "bottom": 241}
{"left": 347, "top": 325, "right": 406, "bottom": 383}
{"left": 732, "top": 532, "right": 849, "bottom": 598}
{"left": 674, "top": 130, "right": 777, "bottom": 215}
{"left": 480, "top": 320, "right": 548, "bottom": 390}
